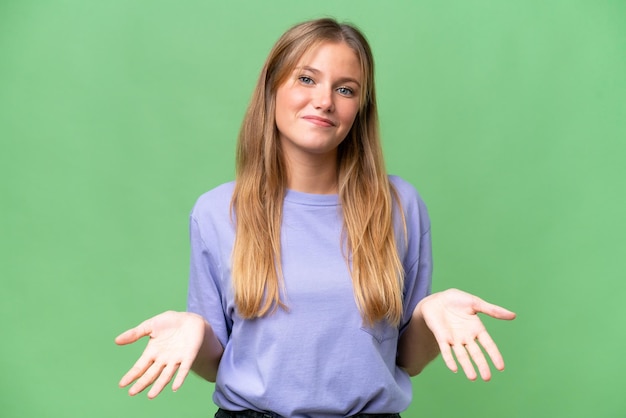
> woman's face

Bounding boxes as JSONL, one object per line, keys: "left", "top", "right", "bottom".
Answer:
{"left": 275, "top": 41, "right": 362, "bottom": 165}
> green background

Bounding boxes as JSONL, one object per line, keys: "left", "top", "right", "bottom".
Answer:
{"left": 1, "top": 0, "right": 625, "bottom": 417}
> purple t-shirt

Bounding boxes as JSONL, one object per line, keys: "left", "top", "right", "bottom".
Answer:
{"left": 187, "top": 175, "right": 432, "bottom": 417}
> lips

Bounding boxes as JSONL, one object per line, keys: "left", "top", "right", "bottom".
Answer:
{"left": 302, "top": 115, "right": 336, "bottom": 127}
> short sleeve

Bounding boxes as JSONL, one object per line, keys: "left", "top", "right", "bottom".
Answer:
{"left": 394, "top": 179, "right": 433, "bottom": 335}
{"left": 187, "top": 214, "right": 232, "bottom": 348}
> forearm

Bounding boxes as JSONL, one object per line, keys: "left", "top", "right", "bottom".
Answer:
{"left": 191, "top": 318, "right": 224, "bottom": 382}
{"left": 397, "top": 299, "right": 440, "bottom": 376}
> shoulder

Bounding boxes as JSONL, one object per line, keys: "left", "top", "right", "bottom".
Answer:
{"left": 388, "top": 175, "right": 431, "bottom": 237}
{"left": 389, "top": 175, "right": 418, "bottom": 196}
{"left": 389, "top": 175, "right": 428, "bottom": 213}
{"left": 190, "top": 181, "right": 236, "bottom": 220}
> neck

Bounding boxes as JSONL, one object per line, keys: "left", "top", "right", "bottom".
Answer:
{"left": 284, "top": 153, "right": 339, "bottom": 194}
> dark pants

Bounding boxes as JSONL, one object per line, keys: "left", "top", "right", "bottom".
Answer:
{"left": 215, "top": 408, "right": 400, "bottom": 418}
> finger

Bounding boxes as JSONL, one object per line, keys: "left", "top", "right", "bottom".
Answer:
{"left": 474, "top": 299, "right": 516, "bottom": 320}
{"left": 128, "top": 361, "right": 166, "bottom": 396}
{"left": 171, "top": 361, "right": 192, "bottom": 392}
{"left": 119, "top": 356, "right": 154, "bottom": 388}
{"left": 115, "top": 322, "right": 151, "bottom": 345}
{"left": 430, "top": 327, "right": 461, "bottom": 374}
{"left": 147, "top": 363, "right": 180, "bottom": 399}
{"left": 115, "top": 329, "right": 140, "bottom": 345}
{"left": 452, "top": 344, "right": 477, "bottom": 381}
{"left": 477, "top": 331, "right": 506, "bottom": 371}
{"left": 438, "top": 342, "right": 458, "bottom": 373}
{"left": 464, "top": 341, "right": 491, "bottom": 381}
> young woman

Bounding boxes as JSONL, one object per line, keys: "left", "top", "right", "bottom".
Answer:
{"left": 116, "top": 18, "right": 516, "bottom": 417}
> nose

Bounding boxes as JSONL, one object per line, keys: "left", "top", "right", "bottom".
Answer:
{"left": 312, "top": 86, "right": 334, "bottom": 112}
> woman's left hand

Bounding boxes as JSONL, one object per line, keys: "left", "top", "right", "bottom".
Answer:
{"left": 418, "top": 288, "right": 516, "bottom": 381}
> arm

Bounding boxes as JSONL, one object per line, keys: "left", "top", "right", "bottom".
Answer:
{"left": 397, "top": 289, "right": 516, "bottom": 380}
{"left": 115, "top": 310, "right": 224, "bottom": 398}
{"left": 190, "top": 315, "right": 224, "bottom": 381}
{"left": 397, "top": 299, "right": 440, "bottom": 376}
{"left": 116, "top": 194, "right": 233, "bottom": 397}
{"left": 393, "top": 181, "right": 516, "bottom": 379}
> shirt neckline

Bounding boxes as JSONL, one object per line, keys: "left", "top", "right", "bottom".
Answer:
{"left": 284, "top": 189, "right": 340, "bottom": 206}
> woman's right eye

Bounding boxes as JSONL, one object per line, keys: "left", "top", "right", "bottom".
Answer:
{"left": 298, "top": 76, "right": 314, "bottom": 84}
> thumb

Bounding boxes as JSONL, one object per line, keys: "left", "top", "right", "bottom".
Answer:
{"left": 115, "top": 322, "right": 151, "bottom": 346}
{"left": 475, "top": 298, "right": 517, "bottom": 321}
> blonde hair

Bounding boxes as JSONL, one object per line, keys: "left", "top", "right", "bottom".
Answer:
{"left": 231, "top": 18, "right": 405, "bottom": 326}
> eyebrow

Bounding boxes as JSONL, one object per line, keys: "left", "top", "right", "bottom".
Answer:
{"left": 298, "top": 66, "right": 362, "bottom": 87}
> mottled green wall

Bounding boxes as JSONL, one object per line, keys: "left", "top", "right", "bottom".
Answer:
{"left": 1, "top": 1, "right": 624, "bottom": 417}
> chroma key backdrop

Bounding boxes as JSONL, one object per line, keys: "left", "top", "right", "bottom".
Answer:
{"left": 1, "top": 1, "right": 624, "bottom": 417}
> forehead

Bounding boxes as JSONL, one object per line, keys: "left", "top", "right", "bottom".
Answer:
{"left": 294, "top": 41, "right": 362, "bottom": 80}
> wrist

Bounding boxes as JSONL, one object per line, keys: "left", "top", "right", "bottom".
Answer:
{"left": 414, "top": 292, "right": 434, "bottom": 320}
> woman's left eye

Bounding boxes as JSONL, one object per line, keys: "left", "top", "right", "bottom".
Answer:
{"left": 337, "top": 87, "right": 354, "bottom": 96}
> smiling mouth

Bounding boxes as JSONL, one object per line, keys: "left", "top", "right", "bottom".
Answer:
{"left": 302, "top": 116, "right": 336, "bottom": 127}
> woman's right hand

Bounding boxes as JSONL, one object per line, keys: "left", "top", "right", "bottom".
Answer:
{"left": 115, "top": 310, "right": 206, "bottom": 398}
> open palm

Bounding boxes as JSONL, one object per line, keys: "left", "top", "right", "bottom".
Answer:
{"left": 419, "top": 288, "right": 516, "bottom": 381}
{"left": 115, "top": 311, "right": 206, "bottom": 398}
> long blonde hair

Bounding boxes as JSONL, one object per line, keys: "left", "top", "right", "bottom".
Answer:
{"left": 231, "top": 18, "right": 405, "bottom": 326}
